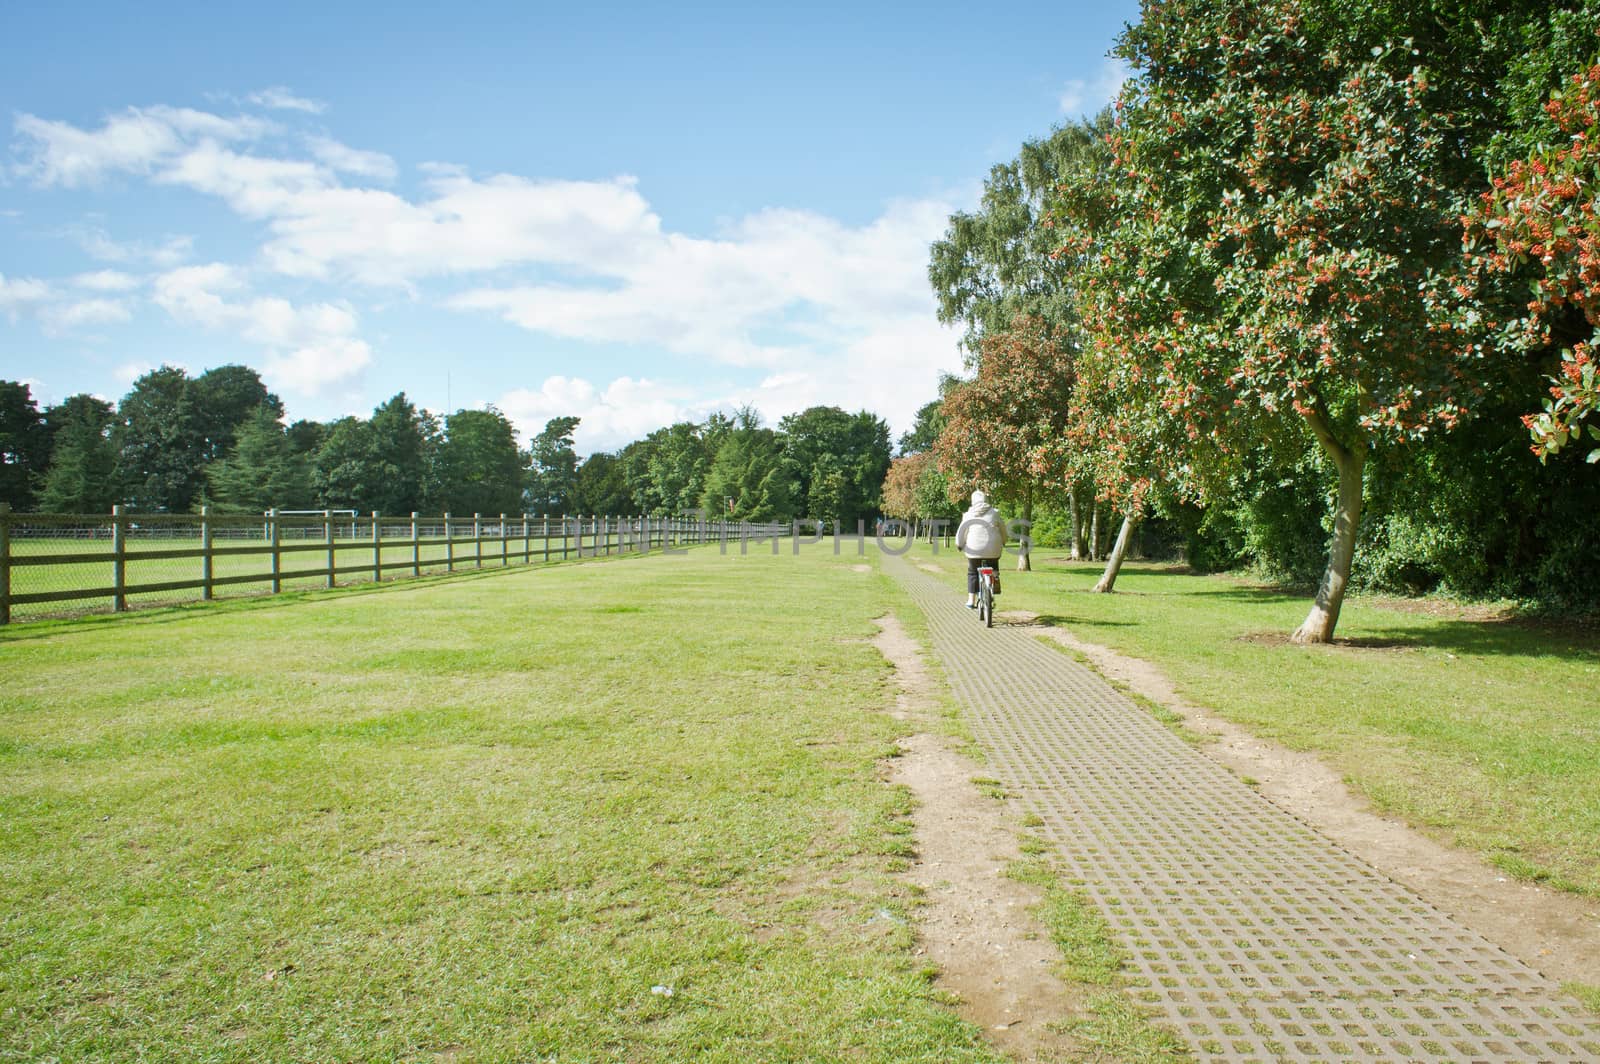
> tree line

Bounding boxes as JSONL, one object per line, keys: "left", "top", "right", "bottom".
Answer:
{"left": 0, "top": 368, "right": 893, "bottom": 526}
{"left": 887, "top": 0, "right": 1600, "bottom": 640}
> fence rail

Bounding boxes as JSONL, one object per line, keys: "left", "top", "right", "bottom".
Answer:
{"left": 0, "top": 505, "right": 800, "bottom": 625}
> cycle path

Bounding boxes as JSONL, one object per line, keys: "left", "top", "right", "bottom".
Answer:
{"left": 882, "top": 551, "right": 1600, "bottom": 1063}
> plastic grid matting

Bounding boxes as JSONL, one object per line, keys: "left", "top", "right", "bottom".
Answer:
{"left": 884, "top": 553, "right": 1600, "bottom": 1063}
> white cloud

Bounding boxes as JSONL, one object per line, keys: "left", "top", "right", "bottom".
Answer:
{"left": 152, "top": 263, "right": 371, "bottom": 395}
{"left": 497, "top": 376, "right": 722, "bottom": 454}
{"left": 0, "top": 273, "right": 53, "bottom": 321}
{"left": 1059, "top": 57, "right": 1131, "bottom": 117}
{"left": 114, "top": 360, "right": 162, "bottom": 384}
{"left": 71, "top": 269, "right": 140, "bottom": 291}
{"left": 307, "top": 136, "right": 396, "bottom": 181}
{"left": 247, "top": 87, "right": 326, "bottom": 114}
{"left": 41, "top": 297, "right": 133, "bottom": 334}
{"left": 12, "top": 105, "right": 269, "bottom": 187}
{"left": 70, "top": 226, "right": 193, "bottom": 267}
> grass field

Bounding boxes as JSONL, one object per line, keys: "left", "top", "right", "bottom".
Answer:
{"left": 912, "top": 548, "right": 1600, "bottom": 897}
{"left": 4, "top": 545, "right": 1048, "bottom": 1063}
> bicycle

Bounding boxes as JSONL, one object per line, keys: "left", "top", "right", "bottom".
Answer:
{"left": 976, "top": 565, "right": 997, "bottom": 627}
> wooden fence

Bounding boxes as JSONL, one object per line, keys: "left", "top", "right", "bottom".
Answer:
{"left": 0, "top": 505, "right": 798, "bottom": 624}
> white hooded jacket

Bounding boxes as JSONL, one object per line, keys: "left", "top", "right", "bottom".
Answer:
{"left": 955, "top": 492, "right": 1008, "bottom": 559}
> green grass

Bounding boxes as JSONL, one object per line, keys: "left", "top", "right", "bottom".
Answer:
{"left": 2, "top": 545, "right": 1022, "bottom": 1063}
{"left": 957, "top": 554, "right": 1600, "bottom": 897}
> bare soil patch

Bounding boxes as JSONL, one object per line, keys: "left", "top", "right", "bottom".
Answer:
{"left": 1032, "top": 623, "right": 1600, "bottom": 989}
{"left": 1235, "top": 630, "right": 1414, "bottom": 652}
{"left": 873, "top": 615, "right": 1086, "bottom": 1060}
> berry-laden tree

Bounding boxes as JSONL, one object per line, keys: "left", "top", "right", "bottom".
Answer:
{"left": 1465, "top": 60, "right": 1600, "bottom": 463}
{"left": 1103, "top": 0, "right": 1522, "bottom": 641}
{"left": 934, "top": 315, "right": 1078, "bottom": 570}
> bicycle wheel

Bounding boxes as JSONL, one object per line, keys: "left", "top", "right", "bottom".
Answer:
{"left": 981, "top": 579, "right": 993, "bottom": 627}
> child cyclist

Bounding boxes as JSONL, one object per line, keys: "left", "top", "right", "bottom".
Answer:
{"left": 955, "top": 490, "right": 1008, "bottom": 609}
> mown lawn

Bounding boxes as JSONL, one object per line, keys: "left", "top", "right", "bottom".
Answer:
{"left": 915, "top": 549, "right": 1600, "bottom": 897}
{"left": 2, "top": 546, "right": 1018, "bottom": 1063}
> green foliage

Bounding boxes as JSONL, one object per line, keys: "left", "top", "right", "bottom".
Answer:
{"left": 527, "top": 416, "right": 581, "bottom": 514}
{"left": 36, "top": 395, "right": 117, "bottom": 514}
{"left": 112, "top": 365, "right": 208, "bottom": 512}
{"left": 207, "top": 406, "right": 313, "bottom": 513}
{"left": 779, "top": 406, "right": 892, "bottom": 525}
{"left": 701, "top": 421, "right": 801, "bottom": 522}
{"left": 572, "top": 451, "right": 634, "bottom": 515}
{"left": 0, "top": 381, "right": 51, "bottom": 511}
{"left": 365, "top": 393, "right": 431, "bottom": 514}
{"left": 432, "top": 407, "right": 527, "bottom": 516}
{"left": 928, "top": 123, "right": 1104, "bottom": 357}
{"left": 896, "top": 399, "right": 946, "bottom": 456}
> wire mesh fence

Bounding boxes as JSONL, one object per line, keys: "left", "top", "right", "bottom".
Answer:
{"left": 0, "top": 508, "right": 798, "bottom": 624}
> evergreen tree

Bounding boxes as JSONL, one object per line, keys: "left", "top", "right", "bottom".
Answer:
{"left": 38, "top": 394, "right": 117, "bottom": 513}
{"left": 207, "top": 406, "right": 311, "bottom": 513}
{"left": 0, "top": 381, "right": 49, "bottom": 511}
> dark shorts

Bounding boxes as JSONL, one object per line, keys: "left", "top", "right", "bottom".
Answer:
{"left": 967, "top": 556, "right": 1000, "bottom": 594}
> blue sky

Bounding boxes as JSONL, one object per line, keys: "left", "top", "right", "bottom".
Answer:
{"left": 2, "top": 1, "right": 1140, "bottom": 454}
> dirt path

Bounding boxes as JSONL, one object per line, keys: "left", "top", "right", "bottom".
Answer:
{"left": 872, "top": 616, "right": 1085, "bottom": 1061}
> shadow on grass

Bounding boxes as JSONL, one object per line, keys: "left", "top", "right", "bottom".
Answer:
{"left": 1032, "top": 613, "right": 1140, "bottom": 630}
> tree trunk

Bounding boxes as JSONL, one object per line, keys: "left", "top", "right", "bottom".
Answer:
{"left": 1292, "top": 406, "right": 1367, "bottom": 644}
{"left": 1067, "top": 488, "right": 1084, "bottom": 560}
{"left": 1016, "top": 482, "right": 1033, "bottom": 572}
{"left": 1089, "top": 505, "right": 1101, "bottom": 560}
{"left": 1092, "top": 510, "right": 1140, "bottom": 593}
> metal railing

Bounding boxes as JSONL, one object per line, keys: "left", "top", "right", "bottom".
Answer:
{"left": 0, "top": 505, "right": 798, "bottom": 624}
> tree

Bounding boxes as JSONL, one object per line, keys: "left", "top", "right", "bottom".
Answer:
{"left": 778, "top": 406, "right": 891, "bottom": 526}
{"left": 701, "top": 413, "right": 801, "bottom": 522}
{"left": 527, "top": 416, "right": 581, "bottom": 514}
{"left": 1465, "top": 59, "right": 1600, "bottom": 462}
{"left": 113, "top": 366, "right": 207, "bottom": 512}
{"left": 189, "top": 365, "right": 282, "bottom": 463}
{"left": 313, "top": 416, "right": 380, "bottom": 511}
{"left": 434, "top": 407, "right": 527, "bottom": 515}
{"left": 0, "top": 381, "right": 49, "bottom": 511}
{"left": 896, "top": 397, "right": 948, "bottom": 456}
{"left": 934, "top": 316, "right": 1078, "bottom": 570}
{"left": 928, "top": 123, "right": 1106, "bottom": 357}
{"left": 367, "top": 393, "right": 430, "bottom": 514}
{"left": 207, "top": 406, "right": 312, "bottom": 513}
{"left": 37, "top": 394, "right": 117, "bottom": 513}
{"left": 1096, "top": 0, "right": 1546, "bottom": 641}
{"left": 572, "top": 452, "right": 635, "bottom": 515}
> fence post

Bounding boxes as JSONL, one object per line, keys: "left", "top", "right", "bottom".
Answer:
{"left": 543, "top": 516, "right": 551, "bottom": 564}
{"left": 445, "top": 513, "right": 455, "bottom": 571}
{"left": 0, "top": 502, "right": 11, "bottom": 625}
{"left": 411, "top": 512, "right": 420, "bottom": 578}
{"left": 270, "top": 509, "right": 281, "bottom": 594}
{"left": 324, "top": 509, "right": 336, "bottom": 589}
{"left": 201, "top": 505, "right": 214, "bottom": 601}
{"left": 112, "top": 505, "right": 128, "bottom": 612}
{"left": 372, "top": 511, "right": 382, "bottom": 584}
{"left": 500, "top": 513, "right": 508, "bottom": 567}
{"left": 522, "top": 513, "right": 530, "bottom": 564}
